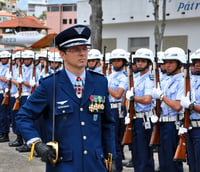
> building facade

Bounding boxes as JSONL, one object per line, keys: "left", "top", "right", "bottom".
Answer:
{"left": 77, "top": 0, "right": 200, "bottom": 53}
{"left": 46, "top": 3, "right": 77, "bottom": 33}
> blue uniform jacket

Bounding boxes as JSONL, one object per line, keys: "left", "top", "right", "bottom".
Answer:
{"left": 16, "top": 69, "right": 116, "bottom": 172}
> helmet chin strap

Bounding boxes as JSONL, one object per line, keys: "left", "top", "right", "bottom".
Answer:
{"left": 166, "top": 62, "right": 182, "bottom": 76}
{"left": 136, "top": 62, "right": 150, "bottom": 72}
{"left": 88, "top": 60, "right": 98, "bottom": 70}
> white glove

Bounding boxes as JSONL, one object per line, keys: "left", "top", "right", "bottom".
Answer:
{"left": 125, "top": 113, "right": 130, "bottom": 124}
{"left": 180, "top": 92, "right": 191, "bottom": 109}
{"left": 6, "top": 72, "right": 12, "bottom": 81}
{"left": 178, "top": 125, "right": 188, "bottom": 135}
{"left": 17, "top": 76, "right": 23, "bottom": 84}
{"left": 152, "top": 85, "right": 163, "bottom": 99}
{"left": 126, "top": 87, "right": 134, "bottom": 101}
{"left": 29, "top": 78, "right": 36, "bottom": 87}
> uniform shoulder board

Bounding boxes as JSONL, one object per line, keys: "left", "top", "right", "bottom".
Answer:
{"left": 123, "top": 71, "right": 128, "bottom": 77}
{"left": 149, "top": 74, "right": 154, "bottom": 81}
{"left": 88, "top": 69, "right": 104, "bottom": 76}
{"left": 40, "top": 70, "right": 60, "bottom": 80}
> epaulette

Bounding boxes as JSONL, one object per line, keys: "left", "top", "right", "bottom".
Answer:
{"left": 39, "top": 70, "right": 60, "bottom": 81}
{"left": 149, "top": 74, "right": 154, "bottom": 81}
{"left": 123, "top": 71, "right": 128, "bottom": 77}
{"left": 88, "top": 69, "right": 104, "bottom": 76}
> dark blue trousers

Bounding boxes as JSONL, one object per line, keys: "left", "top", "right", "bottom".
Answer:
{"left": 187, "top": 127, "right": 200, "bottom": 172}
{"left": 131, "top": 118, "right": 155, "bottom": 172}
{"left": 0, "top": 94, "right": 10, "bottom": 133}
{"left": 159, "top": 122, "right": 183, "bottom": 172}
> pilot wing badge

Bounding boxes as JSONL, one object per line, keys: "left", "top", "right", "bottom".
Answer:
{"left": 56, "top": 100, "right": 69, "bottom": 109}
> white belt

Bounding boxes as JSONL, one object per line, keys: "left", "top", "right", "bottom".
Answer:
{"left": 135, "top": 111, "right": 153, "bottom": 119}
{"left": 110, "top": 102, "right": 121, "bottom": 109}
{"left": 0, "top": 90, "right": 4, "bottom": 94}
{"left": 11, "top": 93, "right": 17, "bottom": 97}
{"left": 191, "top": 121, "right": 200, "bottom": 128}
{"left": 21, "top": 92, "right": 31, "bottom": 96}
{"left": 159, "top": 114, "right": 184, "bottom": 122}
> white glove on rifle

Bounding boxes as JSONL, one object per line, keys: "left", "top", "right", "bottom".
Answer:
{"left": 180, "top": 92, "right": 191, "bottom": 109}
{"left": 178, "top": 125, "right": 188, "bottom": 135}
{"left": 152, "top": 83, "right": 163, "bottom": 99}
{"left": 17, "top": 76, "right": 23, "bottom": 84}
{"left": 6, "top": 72, "right": 12, "bottom": 81}
{"left": 125, "top": 113, "right": 130, "bottom": 124}
{"left": 29, "top": 78, "right": 36, "bottom": 87}
{"left": 126, "top": 87, "right": 134, "bottom": 101}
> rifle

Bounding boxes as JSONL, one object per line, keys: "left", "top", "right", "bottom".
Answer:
{"left": 13, "top": 53, "right": 23, "bottom": 111}
{"left": 45, "top": 50, "right": 49, "bottom": 74}
{"left": 102, "top": 46, "right": 107, "bottom": 75}
{"left": 149, "top": 44, "right": 161, "bottom": 147}
{"left": 122, "top": 52, "right": 135, "bottom": 144}
{"left": 2, "top": 51, "right": 13, "bottom": 105}
{"left": 174, "top": 49, "right": 191, "bottom": 162}
{"left": 31, "top": 53, "right": 36, "bottom": 94}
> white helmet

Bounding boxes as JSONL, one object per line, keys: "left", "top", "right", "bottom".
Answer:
{"left": 109, "top": 48, "right": 128, "bottom": 62}
{"left": 133, "top": 48, "right": 154, "bottom": 63}
{"left": 164, "top": 47, "right": 186, "bottom": 64}
{"left": 0, "top": 51, "right": 11, "bottom": 58}
{"left": 191, "top": 49, "right": 200, "bottom": 62}
{"left": 157, "top": 51, "right": 165, "bottom": 64}
{"left": 22, "top": 50, "right": 34, "bottom": 59}
{"left": 49, "top": 52, "right": 63, "bottom": 63}
{"left": 38, "top": 50, "right": 50, "bottom": 59}
{"left": 88, "top": 49, "right": 102, "bottom": 60}
{"left": 14, "top": 51, "right": 22, "bottom": 59}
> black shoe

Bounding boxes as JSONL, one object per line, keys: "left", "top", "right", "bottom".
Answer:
{"left": 125, "top": 160, "right": 134, "bottom": 168}
{"left": 0, "top": 133, "right": 9, "bottom": 142}
{"left": 16, "top": 144, "right": 31, "bottom": 152}
{"left": 9, "top": 136, "right": 23, "bottom": 147}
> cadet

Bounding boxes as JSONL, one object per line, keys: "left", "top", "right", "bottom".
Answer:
{"left": 15, "top": 50, "right": 39, "bottom": 152}
{"left": 126, "top": 48, "right": 155, "bottom": 172}
{"left": 87, "top": 49, "right": 103, "bottom": 73}
{"left": 107, "top": 48, "right": 128, "bottom": 172}
{"left": 180, "top": 49, "right": 200, "bottom": 172}
{"left": 152, "top": 47, "right": 185, "bottom": 172}
{"left": 0, "top": 51, "right": 11, "bottom": 142}
{"left": 48, "top": 52, "right": 63, "bottom": 74}
{"left": 16, "top": 24, "right": 116, "bottom": 172}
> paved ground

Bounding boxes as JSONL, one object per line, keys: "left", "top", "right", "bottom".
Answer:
{"left": 0, "top": 131, "right": 189, "bottom": 172}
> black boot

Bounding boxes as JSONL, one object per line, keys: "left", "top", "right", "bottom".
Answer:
{"left": 0, "top": 133, "right": 9, "bottom": 142}
{"left": 9, "top": 135, "right": 23, "bottom": 147}
{"left": 16, "top": 144, "right": 31, "bottom": 152}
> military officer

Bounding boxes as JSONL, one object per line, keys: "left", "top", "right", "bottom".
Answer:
{"left": 152, "top": 47, "right": 185, "bottom": 172}
{"left": 126, "top": 48, "right": 155, "bottom": 172}
{"left": 180, "top": 49, "right": 200, "bottom": 172}
{"left": 107, "top": 48, "right": 128, "bottom": 172}
{"left": 0, "top": 51, "right": 11, "bottom": 142}
{"left": 16, "top": 24, "right": 116, "bottom": 172}
{"left": 87, "top": 49, "right": 103, "bottom": 74}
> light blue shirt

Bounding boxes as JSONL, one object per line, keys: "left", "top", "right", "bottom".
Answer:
{"left": 161, "top": 73, "right": 184, "bottom": 116}
{"left": 107, "top": 70, "right": 128, "bottom": 103}
{"left": 0, "top": 63, "right": 9, "bottom": 90}
{"left": 134, "top": 71, "right": 154, "bottom": 112}
{"left": 190, "top": 77, "right": 200, "bottom": 120}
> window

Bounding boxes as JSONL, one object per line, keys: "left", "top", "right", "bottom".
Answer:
{"left": 74, "top": 18, "right": 77, "bottom": 24}
{"left": 51, "top": 6, "right": 59, "bottom": 12}
{"left": 63, "top": 19, "right": 67, "bottom": 24}
{"left": 128, "top": 37, "right": 149, "bottom": 52}
{"left": 74, "top": 5, "right": 77, "bottom": 11}
{"left": 63, "top": 6, "right": 72, "bottom": 11}
{"left": 69, "top": 19, "right": 72, "bottom": 24}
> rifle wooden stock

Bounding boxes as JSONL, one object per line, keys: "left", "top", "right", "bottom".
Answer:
{"left": 149, "top": 44, "right": 161, "bottom": 147}
{"left": 122, "top": 52, "right": 134, "bottom": 145}
{"left": 108, "top": 64, "right": 112, "bottom": 75}
{"left": 13, "top": 56, "right": 23, "bottom": 111}
{"left": 174, "top": 50, "right": 191, "bottom": 162}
